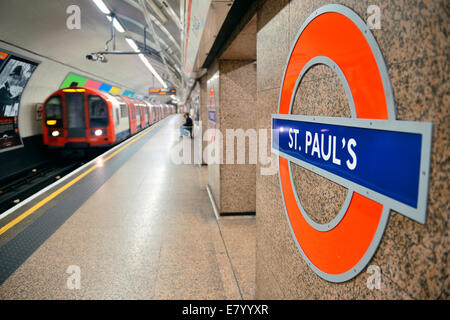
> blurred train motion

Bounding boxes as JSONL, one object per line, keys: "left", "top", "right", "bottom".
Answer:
{"left": 42, "top": 86, "right": 175, "bottom": 149}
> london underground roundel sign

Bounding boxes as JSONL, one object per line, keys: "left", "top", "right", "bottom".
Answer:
{"left": 271, "top": 4, "right": 432, "bottom": 282}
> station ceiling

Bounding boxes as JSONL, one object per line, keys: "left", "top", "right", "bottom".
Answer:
{"left": 0, "top": 0, "right": 183, "bottom": 98}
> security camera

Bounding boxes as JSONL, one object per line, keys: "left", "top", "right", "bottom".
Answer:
{"left": 86, "top": 53, "right": 108, "bottom": 63}
{"left": 86, "top": 54, "right": 98, "bottom": 61}
{"left": 98, "top": 55, "right": 108, "bottom": 63}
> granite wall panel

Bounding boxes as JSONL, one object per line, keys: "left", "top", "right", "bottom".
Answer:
{"left": 207, "top": 62, "right": 221, "bottom": 210}
{"left": 256, "top": 0, "right": 449, "bottom": 299}
{"left": 219, "top": 60, "right": 257, "bottom": 213}
{"left": 199, "top": 76, "right": 209, "bottom": 165}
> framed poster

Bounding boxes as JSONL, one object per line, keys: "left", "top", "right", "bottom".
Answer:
{"left": 36, "top": 103, "right": 43, "bottom": 120}
{"left": 0, "top": 50, "right": 39, "bottom": 152}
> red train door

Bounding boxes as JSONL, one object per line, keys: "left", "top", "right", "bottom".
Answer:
{"left": 152, "top": 106, "right": 156, "bottom": 123}
{"left": 142, "top": 105, "right": 148, "bottom": 127}
{"left": 123, "top": 97, "right": 137, "bottom": 134}
{"left": 134, "top": 103, "right": 141, "bottom": 130}
{"left": 140, "top": 105, "right": 145, "bottom": 128}
{"left": 146, "top": 107, "right": 151, "bottom": 126}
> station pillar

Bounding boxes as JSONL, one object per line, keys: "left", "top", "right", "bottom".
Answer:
{"left": 206, "top": 60, "right": 257, "bottom": 215}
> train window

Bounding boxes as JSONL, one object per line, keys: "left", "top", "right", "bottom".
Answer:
{"left": 45, "top": 96, "right": 63, "bottom": 127}
{"left": 115, "top": 109, "right": 120, "bottom": 125}
{"left": 114, "top": 95, "right": 125, "bottom": 103}
{"left": 66, "top": 93, "right": 85, "bottom": 129}
{"left": 120, "top": 105, "right": 128, "bottom": 118}
{"left": 88, "top": 95, "right": 109, "bottom": 127}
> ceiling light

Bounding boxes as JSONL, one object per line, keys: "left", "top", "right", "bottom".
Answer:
{"left": 138, "top": 54, "right": 167, "bottom": 88}
{"left": 92, "top": 0, "right": 110, "bottom": 14}
{"left": 107, "top": 16, "right": 125, "bottom": 33}
{"left": 113, "top": 19, "right": 124, "bottom": 33}
{"left": 126, "top": 38, "right": 140, "bottom": 52}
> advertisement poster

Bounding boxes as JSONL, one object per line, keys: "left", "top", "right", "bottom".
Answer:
{"left": 0, "top": 50, "right": 38, "bottom": 152}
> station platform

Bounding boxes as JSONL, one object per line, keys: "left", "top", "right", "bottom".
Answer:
{"left": 0, "top": 115, "right": 255, "bottom": 300}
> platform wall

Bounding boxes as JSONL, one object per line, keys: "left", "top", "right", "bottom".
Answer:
{"left": 255, "top": 0, "right": 448, "bottom": 299}
{"left": 219, "top": 60, "right": 257, "bottom": 214}
{"left": 0, "top": 42, "right": 74, "bottom": 180}
{"left": 0, "top": 41, "right": 144, "bottom": 179}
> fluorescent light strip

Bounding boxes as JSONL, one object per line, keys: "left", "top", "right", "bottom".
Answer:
{"left": 125, "top": 38, "right": 140, "bottom": 52}
{"left": 92, "top": 0, "right": 110, "bottom": 14}
{"left": 92, "top": 0, "right": 167, "bottom": 89}
{"left": 93, "top": 0, "right": 124, "bottom": 33}
{"left": 113, "top": 18, "right": 124, "bottom": 33}
{"left": 106, "top": 16, "right": 125, "bottom": 33}
{"left": 138, "top": 53, "right": 167, "bottom": 88}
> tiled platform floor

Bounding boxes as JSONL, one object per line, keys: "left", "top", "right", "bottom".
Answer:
{"left": 0, "top": 115, "right": 255, "bottom": 299}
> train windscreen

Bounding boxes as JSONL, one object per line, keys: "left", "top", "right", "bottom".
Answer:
{"left": 45, "top": 96, "right": 63, "bottom": 128}
{"left": 88, "top": 96, "right": 109, "bottom": 127}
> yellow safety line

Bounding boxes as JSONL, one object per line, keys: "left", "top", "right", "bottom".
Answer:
{"left": 0, "top": 122, "right": 160, "bottom": 236}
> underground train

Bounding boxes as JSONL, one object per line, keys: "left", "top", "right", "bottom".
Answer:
{"left": 42, "top": 86, "right": 175, "bottom": 148}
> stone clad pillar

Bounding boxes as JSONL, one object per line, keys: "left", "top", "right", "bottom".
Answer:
{"left": 198, "top": 77, "right": 209, "bottom": 165}
{"left": 206, "top": 60, "right": 257, "bottom": 215}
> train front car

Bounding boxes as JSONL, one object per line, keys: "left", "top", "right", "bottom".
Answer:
{"left": 43, "top": 87, "right": 123, "bottom": 148}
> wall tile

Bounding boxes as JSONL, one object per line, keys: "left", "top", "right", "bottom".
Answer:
{"left": 217, "top": 60, "right": 257, "bottom": 213}
{"left": 257, "top": 1, "right": 290, "bottom": 92}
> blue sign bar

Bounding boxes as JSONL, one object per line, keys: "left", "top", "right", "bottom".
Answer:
{"left": 272, "top": 116, "right": 432, "bottom": 211}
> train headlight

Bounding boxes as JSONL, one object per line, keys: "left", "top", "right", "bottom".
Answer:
{"left": 51, "top": 130, "right": 60, "bottom": 137}
{"left": 94, "top": 129, "right": 103, "bottom": 136}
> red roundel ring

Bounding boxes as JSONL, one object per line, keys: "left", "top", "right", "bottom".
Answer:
{"left": 277, "top": 4, "right": 395, "bottom": 282}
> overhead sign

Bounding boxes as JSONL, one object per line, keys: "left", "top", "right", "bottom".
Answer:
{"left": 149, "top": 88, "right": 176, "bottom": 95}
{"left": 272, "top": 4, "right": 432, "bottom": 283}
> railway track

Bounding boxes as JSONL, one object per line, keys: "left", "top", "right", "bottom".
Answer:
{"left": 0, "top": 149, "right": 106, "bottom": 214}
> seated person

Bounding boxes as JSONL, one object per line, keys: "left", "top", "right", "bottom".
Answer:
{"left": 179, "top": 112, "right": 193, "bottom": 138}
